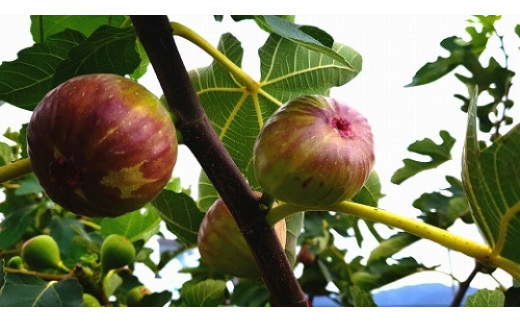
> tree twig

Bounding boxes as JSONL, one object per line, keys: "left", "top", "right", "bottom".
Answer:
{"left": 130, "top": 15, "right": 307, "bottom": 307}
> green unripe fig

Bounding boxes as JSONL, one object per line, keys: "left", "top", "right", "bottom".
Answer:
{"left": 6, "top": 256, "right": 25, "bottom": 270}
{"left": 100, "top": 234, "right": 136, "bottom": 273}
{"left": 82, "top": 293, "right": 101, "bottom": 307}
{"left": 21, "top": 235, "right": 69, "bottom": 272}
{"left": 126, "top": 285, "right": 151, "bottom": 306}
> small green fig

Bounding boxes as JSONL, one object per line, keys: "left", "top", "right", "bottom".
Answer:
{"left": 100, "top": 234, "right": 136, "bottom": 273}
{"left": 254, "top": 95, "right": 375, "bottom": 207}
{"left": 126, "top": 285, "right": 151, "bottom": 306}
{"left": 197, "top": 192, "right": 286, "bottom": 278}
{"left": 82, "top": 293, "right": 101, "bottom": 307}
{"left": 6, "top": 256, "right": 25, "bottom": 270}
{"left": 21, "top": 235, "right": 69, "bottom": 272}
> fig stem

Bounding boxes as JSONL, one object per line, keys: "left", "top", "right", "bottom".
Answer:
{"left": 0, "top": 157, "right": 33, "bottom": 184}
{"left": 131, "top": 15, "right": 308, "bottom": 307}
{"left": 170, "top": 21, "right": 259, "bottom": 93}
{"left": 266, "top": 201, "right": 520, "bottom": 281}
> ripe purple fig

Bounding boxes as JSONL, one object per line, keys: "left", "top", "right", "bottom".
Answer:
{"left": 27, "top": 74, "right": 178, "bottom": 217}
{"left": 197, "top": 192, "right": 286, "bottom": 278}
{"left": 254, "top": 95, "right": 374, "bottom": 207}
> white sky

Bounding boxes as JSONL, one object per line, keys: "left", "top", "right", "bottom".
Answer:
{"left": 1, "top": 13, "right": 520, "bottom": 297}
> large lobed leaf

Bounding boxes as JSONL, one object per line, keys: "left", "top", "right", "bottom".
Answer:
{"left": 462, "top": 88, "right": 520, "bottom": 264}
{"left": 0, "top": 273, "right": 82, "bottom": 306}
{"left": 190, "top": 32, "right": 361, "bottom": 189}
{"left": 0, "top": 18, "right": 141, "bottom": 111}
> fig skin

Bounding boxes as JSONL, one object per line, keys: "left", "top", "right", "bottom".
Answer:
{"left": 27, "top": 74, "right": 178, "bottom": 218}
{"left": 253, "top": 95, "right": 374, "bottom": 208}
{"left": 21, "top": 235, "right": 67, "bottom": 272}
{"left": 100, "top": 234, "right": 136, "bottom": 273}
{"left": 82, "top": 293, "right": 101, "bottom": 307}
{"left": 126, "top": 285, "right": 151, "bottom": 307}
{"left": 197, "top": 192, "right": 286, "bottom": 278}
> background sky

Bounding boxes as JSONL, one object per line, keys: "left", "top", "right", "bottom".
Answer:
{"left": 1, "top": 14, "right": 519, "bottom": 299}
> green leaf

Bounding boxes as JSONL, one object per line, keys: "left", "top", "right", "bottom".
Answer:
{"left": 191, "top": 32, "right": 361, "bottom": 189}
{"left": 197, "top": 170, "right": 219, "bottom": 212}
{"left": 462, "top": 87, "right": 520, "bottom": 263}
{"left": 391, "top": 130, "right": 456, "bottom": 184}
{"left": 465, "top": 289, "right": 505, "bottom": 307}
{"left": 284, "top": 211, "right": 304, "bottom": 267}
{"left": 230, "top": 279, "right": 269, "bottom": 307}
{"left": 0, "top": 30, "right": 85, "bottom": 110}
{"left": 100, "top": 206, "right": 161, "bottom": 243}
{"left": 367, "top": 232, "right": 420, "bottom": 264}
{"left": 140, "top": 290, "right": 173, "bottom": 307}
{"left": 0, "top": 273, "right": 82, "bottom": 306}
{"left": 181, "top": 279, "right": 227, "bottom": 307}
{"left": 0, "top": 142, "right": 12, "bottom": 166}
{"left": 30, "top": 15, "right": 127, "bottom": 43}
{"left": 52, "top": 26, "right": 140, "bottom": 86}
{"left": 352, "top": 170, "right": 384, "bottom": 207}
{"left": 0, "top": 200, "right": 42, "bottom": 249}
{"left": 150, "top": 190, "right": 205, "bottom": 247}
{"left": 350, "top": 285, "right": 377, "bottom": 307}
{"left": 252, "top": 16, "right": 351, "bottom": 67}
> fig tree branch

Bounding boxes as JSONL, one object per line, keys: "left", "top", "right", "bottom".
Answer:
{"left": 266, "top": 200, "right": 520, "bottom": 281}
{"left": 130, "top": 15, "right": 308, "bottom": 307}
{"left": 0, "top": 158, "right": 32, "bottom": 184}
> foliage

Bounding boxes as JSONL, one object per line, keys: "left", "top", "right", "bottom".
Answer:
{"left": 0, "top": 14, "right": 520, "bottom": 307}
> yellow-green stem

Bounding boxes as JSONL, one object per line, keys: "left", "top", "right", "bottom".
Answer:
{"left": 266, "top": 201, "right": 520, "bottom": 281}
{"left": 170, "top": 21, "right": 259, "bottom": 93}
{"left": 0, "top": 158, "right": 32, "bottom": 184}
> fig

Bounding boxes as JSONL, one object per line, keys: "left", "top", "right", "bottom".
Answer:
{"left": 6, "top": 256, "right": 25, "bottom": 270}
{"left": 126, "top": 285, "right": 151, "bottom": 306}
{"left": 253, "top": 95, "right": 374, "bottom": 207}
{"left": 197, "top": 192, "right": 286, "bottom": 278}
{"left": 21, "top": 235, "right": 69, "bottom": 272}
{"left": 27, "top": 73, "right": 178, "bottom": 218}
{"left": 100, "top": 234, "right": 135, "bottom": 273}
{"left": 82, "top": 293, "right": 101, "bottom": 307}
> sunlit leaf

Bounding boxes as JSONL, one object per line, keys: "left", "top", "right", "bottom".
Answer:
{"left": 0, "top": 273, "right": 82, "bottom": 306}
{"left": 52, "top": 26, "right": 140, "bottom": 86}
{"left": 181, "top": 279, "right": 227, "bottom": 307}
{"left": 391, "top": 130, "right": 455, "bottom": 184}
{"left": 30, "top": 15, "right": 127, "bottom": 42}
{"left": 0, "top": 30, "right": 85, "bottom": 110}
{"left": 462, "top": 88, "right": 520, "bottom": 263}
{"left": 190, "top": 32, "right": 361, "bottom": 189}
{"left": 150, "top": 190, "right": 205, "bottom": 247}
{"left": 100, "top": 206, "right": 161, "bottom": 243}
{"left": 465, "top": 289, "right": 505, "bottom": 307}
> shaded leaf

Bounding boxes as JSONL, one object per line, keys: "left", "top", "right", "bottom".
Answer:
{"left": 30, "top": 15, "right": 127, "bottom": 43}
{"left": 197, "top": 170, "right": 219, "bottom": 212}
{"left": 0, "top": 199, "right": 43, "bottom": 249}
{"left": 0, "top": 273, "right": 82, "bottom": 306}
{"left": 0, "top": 30, "right": 85, "bottom": 110}
{"left": 140, "top": 290, "right": 173, "bottom": 307}
{"left": 465, "top": 289, "right": 505, "bottom": 307}
{"left": 100, "top": 206, "right": 161, "bottom": 243}
{"left": 391, "top": 130, "right": 455, "bottom": 184}
{"left": 462, "top": 88, "right": 520, "bottom": 264}
{"left": 150, "top": 190, "right": 205, "bottom": 247}
{"left": 52, "top": 26, "right": 140, "bottom": 86}
{"left": 0, "top": 142, "right": 11, "bottom": 166}
{"left": 350, "top": 285, "right": 377, "bottom": 307}
{"left": 284, "top": 211, "right": 304, "bottom": 267}
{"left": 367, "top": 232, "right": 420, "bottom": 264}
{"left": 181, "top": 279, "right": 227, "bottom": 307}
{"left": 230, "top": 279, "right": 269, "bottom": 307}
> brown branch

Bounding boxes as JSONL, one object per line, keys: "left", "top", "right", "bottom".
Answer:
{"left": 130, "top": 15, "right": 307, "bottom": 307}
